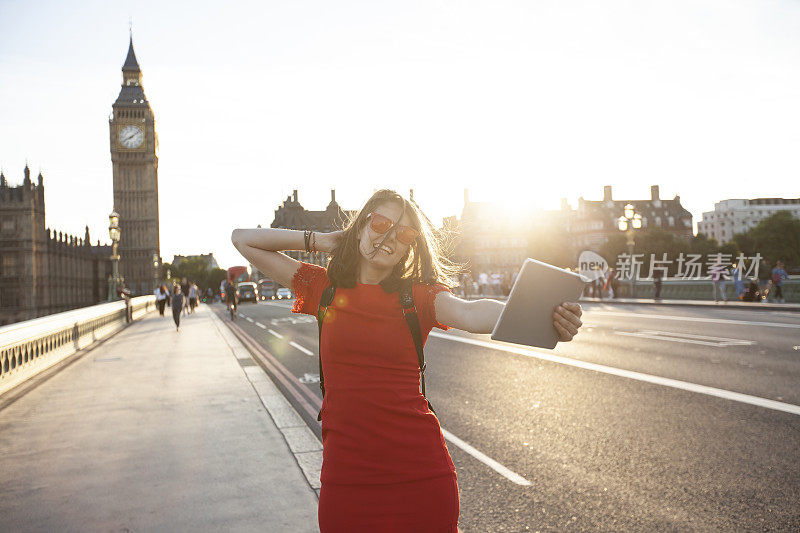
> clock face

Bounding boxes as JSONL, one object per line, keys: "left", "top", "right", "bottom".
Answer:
{"left": 119, "top": 125, "right": 144, "bottom": 149}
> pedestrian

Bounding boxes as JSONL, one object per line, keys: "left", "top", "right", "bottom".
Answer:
{"left": 490, "top": 271, "right": 502, "bottom": 296}
{"left": 155, "top": 284, "right": 168, "bottom": 315}
{"left": 771, "top": 261, "right": 789, "bottom": 303}
{"left": 604, "top": 268, "right": 616, "bottom": 299}
{"left": 119, "top": 284, "right": 132, "bottom": 322}
{"left": 711, "top": 260, "right": 727, "bottom": 303}
{"left": 478, "top": 271, "right": 488, "bottom": 296}
{"left": 653, "top": 269, "right": 663, "bottom": 300}
{"left": 231, "top": 189, "right": 584, "bottom": 532}
{"left": 189, "top": 282, "right": 198, "bottom": 313}
{"left": 731, "top": 263, "right": 745, "bottom": 300}
{"left": 171, "top": 284, "right": 185, "bottom": 331}
{"left": 758, "top": 259, "right": 772, "bottom": 301}
{"left": 181, "top": 278, "right": 190, "bottom": 315}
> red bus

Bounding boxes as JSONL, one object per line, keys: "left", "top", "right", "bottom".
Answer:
{"left": 227, "top": 266, "right": 249, "bottom": 284}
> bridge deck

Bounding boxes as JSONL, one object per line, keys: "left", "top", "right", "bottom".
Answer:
{"left": 0, "top": 305, "right": 318, "bottom": 532}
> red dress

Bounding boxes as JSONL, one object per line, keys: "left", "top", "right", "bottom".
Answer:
{"left": 291, "top": 263, "right": 459, "bottom": 532}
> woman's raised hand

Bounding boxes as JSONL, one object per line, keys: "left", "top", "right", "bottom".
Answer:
{"left": 552, "top": 302, "right": 583, "bottom": 342}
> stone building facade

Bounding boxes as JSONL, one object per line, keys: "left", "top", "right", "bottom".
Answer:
{"left": 697, "top": 197, "right": 800, "bottom": 244}
{"left": 109, "top": 37, "right": 161, "bottom": 295}
{"left": 448, "top": 185, "right": 692, "bottom": 279}
{"left": 0, "top": 167, "right": 112, "bottom": 326}
{"left": 454, "top": 189, "right": 532, "bottom": 275}
{"left": 569, "top": 185, "right": 693, "bottom": 250}
{"left": 269, "top": 190, "right": 355, "bottom": 269}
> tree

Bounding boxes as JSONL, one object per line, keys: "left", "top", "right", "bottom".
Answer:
{"left": 749, "top": 211, "right": 800, "bottom": 266}
{"left": 162, "top": 258, "right": 228, "bottom": 294}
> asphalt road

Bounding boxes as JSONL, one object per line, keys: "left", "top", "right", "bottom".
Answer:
{"left": 216, "top": 299, "right": 800, "bottom": 532}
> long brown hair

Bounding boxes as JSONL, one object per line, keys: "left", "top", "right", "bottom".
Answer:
{"left": 326, "top": 189, "right": 463, "bottom": 292}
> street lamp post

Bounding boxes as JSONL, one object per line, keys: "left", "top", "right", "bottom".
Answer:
{"left": 153, "top": 253, "right": 160, "bottom": 290}
{"left": 617, "top": 203, "right": 642, "bottom": 298}
{"left": 108, "top": 210, "right": 121, "bottom": 301}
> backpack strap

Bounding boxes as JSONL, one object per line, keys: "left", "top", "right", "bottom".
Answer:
{"left": 399, "top": 282, "right": 435, "bottom": 414}
{"left": 316, "top": 284, "right": 336, "bottom": 421}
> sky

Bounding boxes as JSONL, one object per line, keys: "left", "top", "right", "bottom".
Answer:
{"left": 1, "top": 0, "right": 798, "bottom": 269}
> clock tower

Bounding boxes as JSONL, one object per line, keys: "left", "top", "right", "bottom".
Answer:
{"left": 109, "top": 36, "right": 161, "bottom": 295}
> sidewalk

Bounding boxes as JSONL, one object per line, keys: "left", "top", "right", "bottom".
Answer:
{"left": 0, "top": 305, "right": 319, "bottom": 532}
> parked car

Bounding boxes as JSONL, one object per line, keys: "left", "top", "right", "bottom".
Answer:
{"left": 275, "top": 287, "right": 293, "bottom": 300}
{"left": 237, "top": 282, "right": 258, "bottom": 303}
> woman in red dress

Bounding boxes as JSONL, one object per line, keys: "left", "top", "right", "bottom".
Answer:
{"left": 231, "top": 190, "right": 583, "bottom": 532}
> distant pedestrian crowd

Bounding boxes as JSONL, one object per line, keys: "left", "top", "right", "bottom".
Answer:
{"left": 154, "top": 278, "right": 215, "bottom": 331}
{"left": 456, "top": 258, "right": 792, "bottom": 304}
{"left": 455, "top": 270, "right": 518, "bottom": 298}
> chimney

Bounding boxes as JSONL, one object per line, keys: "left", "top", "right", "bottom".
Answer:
{"left": 651, "top": 185, "right": 660, "bottom": 201}
{"left": 603, "top": 186, "right": 612, "bottom": 202}
{"left": 292, "top": 190, "right": 298, "bottom": 203}
{"left": 331, "top": 189, "right": 336, "bottom": 203}
{"left": 24, "top": 163, "right": 31, "bottom": 186}
{"left": 464, "top": 188, "right": 469, "bottom": 205}
{"left": 409, "top": 189, "right": 414, "bottom": 202}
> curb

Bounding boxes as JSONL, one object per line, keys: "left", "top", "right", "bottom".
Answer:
{"left": 208, "top": 307, "right": 323, "bottom": 498}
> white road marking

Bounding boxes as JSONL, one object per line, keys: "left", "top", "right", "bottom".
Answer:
{"left": 238, "top": 313, "right": 245, "bottom": 318}
{"left": 614, "top": 330, "right": 755, "bottom": 347}
{"left": 440, "top": 428, "right": 531, "bottom": 486}
{"left": 245, "top": 316, "right": 254, "bottom": 323}
{"left": 268, "top": 329, "right": 284, "bottom": 339}
{"left": 255, "top": 322, "right": 266, "bottom": 329}
{"left": 587, "top": 311, "right": 800, "bottom": 329}
{"left": 428, "top": 331, "right": 800, "bottom": 416}
{"left": 272, "top": 315, "right": 316, "bottom": 325}
{"left": 263, "top": 301, "right": 295, "bottom": 309}
{"left": 289, "top": 341, "right": 314, "bottom": 356}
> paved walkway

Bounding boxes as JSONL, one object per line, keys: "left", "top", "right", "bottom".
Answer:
{"left": 0, "top": 305, "right": 319, "bottom": 532}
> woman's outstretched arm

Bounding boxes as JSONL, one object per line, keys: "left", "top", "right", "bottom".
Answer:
{"left": 434, "top": 291, "right": 583, "bottom": 342}
{"left": 230, "top": 228, "right": 340, "bottom": 288}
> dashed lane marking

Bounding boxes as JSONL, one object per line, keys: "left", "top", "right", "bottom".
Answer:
{"left": 268, "top": 329, "right": 284, "bottom": 339}
{"left": 289, "top": 341, "right": 314, "bottom": 356}
{"left": 245, "top": 316, "right": 254, "bottom": 323}
{"left": 428, "top": 331, "right": 800, "bottom": 416}
{"left": 614, "top": 330, "right": 755, "bottom": 347}
{"left": 255, "top": 322, "right": 266, "bottom": 329}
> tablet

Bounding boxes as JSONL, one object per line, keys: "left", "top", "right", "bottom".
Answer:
{"left": 490, "top": 258, "right": 587, "bottom": 350}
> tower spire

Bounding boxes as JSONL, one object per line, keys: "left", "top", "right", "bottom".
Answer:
{"left": 122, "top": 34, "right": 141, "bottom": 72}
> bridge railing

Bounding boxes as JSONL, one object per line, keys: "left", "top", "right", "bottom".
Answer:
{"left": 0, "top": 296, "right": 156, "bottom": 396}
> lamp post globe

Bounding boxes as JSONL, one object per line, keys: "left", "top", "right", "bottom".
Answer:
{"left": 617, "top": 205, "right": 641, "bottom": 297}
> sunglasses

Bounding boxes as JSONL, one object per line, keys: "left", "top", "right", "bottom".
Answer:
{"left": 366, "top": 212, "right": 419, "bottom": 246}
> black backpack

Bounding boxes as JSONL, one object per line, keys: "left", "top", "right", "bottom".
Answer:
{"left": 315, "top": 282, "right": 432, "bottom": 421}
